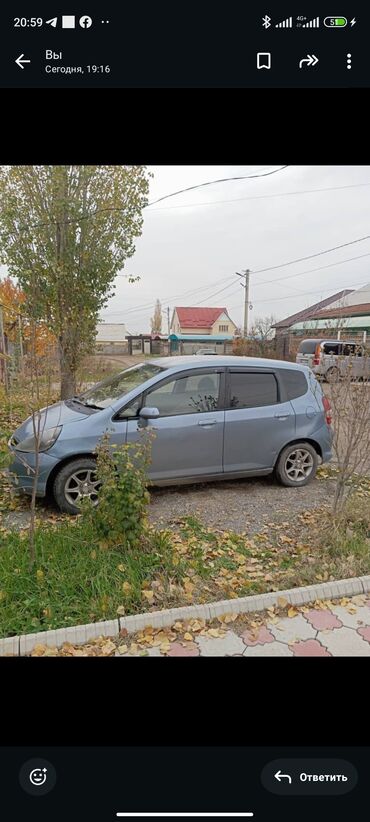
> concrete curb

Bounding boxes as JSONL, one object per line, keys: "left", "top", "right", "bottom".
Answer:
{"left": 2, "top": 576, "right": 370, "bottom": 656}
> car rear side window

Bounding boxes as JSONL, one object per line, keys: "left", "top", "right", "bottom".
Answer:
{"left": 323, "top": 342, "right": 341, "bottom": 355}
{"left": 228, "top": 372, "right": 278, "bottom": 409}
{"left": 280, "top": 369, "right": 308, "bottom": 400}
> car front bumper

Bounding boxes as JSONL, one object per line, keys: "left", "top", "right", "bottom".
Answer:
{"left": 7, "top": 448, "right": 59, "bottom": 497}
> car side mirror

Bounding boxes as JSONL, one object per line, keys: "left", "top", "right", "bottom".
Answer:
{"left": 139, "top": 406, "right": 160, "bottom": 420}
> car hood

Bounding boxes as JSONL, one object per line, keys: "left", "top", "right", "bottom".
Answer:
{"left": 11, "top": 401, "right": 91, "bottom": 443}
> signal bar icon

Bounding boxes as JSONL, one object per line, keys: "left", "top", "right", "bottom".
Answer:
{"left": 275, "top": 16, "right": 292, "bottom": 28}
{"left": 303, "top": 16, "right": 320, "bottom": 27}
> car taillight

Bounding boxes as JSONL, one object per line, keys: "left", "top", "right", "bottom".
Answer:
{"left": 322, "top": 396, "right": 332, "bottom": 426}
{"left": 313, "top": 343, "right": 321, "bottom": 366}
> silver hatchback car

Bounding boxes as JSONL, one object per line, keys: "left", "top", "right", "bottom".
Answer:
{"left": 8, "top": 356, "right": 333, "bottom": 514}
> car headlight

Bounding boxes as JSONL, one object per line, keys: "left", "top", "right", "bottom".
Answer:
{"left": 14, "top": 426, "right": 62, "bottom": 453}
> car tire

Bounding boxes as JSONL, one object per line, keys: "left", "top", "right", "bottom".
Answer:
{"left": 325, "top": 366, "right": 340, "bottom": 382}
{"left": 53, "top": 458, "right": 100, "bottom": 515}
{"left": 275, "top": 442, "right": 318, "bottom": 487}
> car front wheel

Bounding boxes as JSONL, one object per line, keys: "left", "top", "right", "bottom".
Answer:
{"left": 275, "top": 442, "right": 318, "bottom": 487}
{"left": 53, "top": 458, "right": 101, "bottom": 514}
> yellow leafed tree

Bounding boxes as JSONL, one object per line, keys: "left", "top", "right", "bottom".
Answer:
{"left": 0, "top": 276, "right": 56, "bottom": 356}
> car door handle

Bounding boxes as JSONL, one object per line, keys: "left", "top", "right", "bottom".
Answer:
{"left": 198, "top": 419, "right": 218, "bottom": 426}
{"left": 274, "top": 413, "right": 290, "bottom": 420}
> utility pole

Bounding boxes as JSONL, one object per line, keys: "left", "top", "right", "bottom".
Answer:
{"left": 236, "top": 270, "right": 251, "bottom": 337}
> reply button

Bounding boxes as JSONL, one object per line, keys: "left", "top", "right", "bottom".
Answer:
{"left": 261, "top": 759, "right": 358, "bottom": 795}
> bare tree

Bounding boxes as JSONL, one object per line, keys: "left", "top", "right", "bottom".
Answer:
{"left": 327, "top": 361, "right": 370, "bottom": 513}
{"left": 249, "top": 314, "right": 277, "bottom": 356}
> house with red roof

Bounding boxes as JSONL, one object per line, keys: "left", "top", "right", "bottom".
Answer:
{"left": 171, "top": 306, "right": 237, "bottom": 337}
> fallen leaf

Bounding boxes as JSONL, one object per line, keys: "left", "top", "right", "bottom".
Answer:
{"left": 141, "top": 590, "right": 154, "bottom": 604}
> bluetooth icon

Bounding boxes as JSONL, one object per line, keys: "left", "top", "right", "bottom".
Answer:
{"left": 262, "top": 15, "right": 271, "bottom": 29}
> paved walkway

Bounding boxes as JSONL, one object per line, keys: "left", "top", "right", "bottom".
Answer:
{"left": 135, "top": 594, "right": 370, "bottom": 657}
{"left": 26, "top": 593, "right": 370, "bottom": 656}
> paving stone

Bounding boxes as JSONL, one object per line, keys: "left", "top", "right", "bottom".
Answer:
{"left": 317, "top": 627, "right": 370, "bottom": 656}
{"left": 241, "top": 626, "right": 275, "bottom": 647}
{"left": 268, "top": 614, "right": 316, "bottom": 644}
{"left": 330, "top": 605, "right": 370, "bottom": 629}
{"left": 166, "top": 642, "right": 200, "bottom": 657}
{"left": 144, "top": 646, "right": 163, "bottom": 657}
{"left": 196, "top": 631, "right": 245, "bottom": 657}
{"left": 243, "top": 641, "right": 293, "bottom": 657}
{"left": 290, "top": 639, "right": 332, "bottom": 657}
{"left": 303, "top": 609, "right": 342, "bottom": 631}
{"left": 357, "top": 626, "right": 370, "bottom": 643}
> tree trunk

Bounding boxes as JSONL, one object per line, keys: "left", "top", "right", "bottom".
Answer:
{"left": 59, "top": 325, "right": 76, "bottom": 400}
{"left": 60, "top": 362, "right": 76, "bottom": 399}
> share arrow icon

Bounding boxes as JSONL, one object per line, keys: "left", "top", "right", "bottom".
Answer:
{"left": 46, "top": 17, "right": 58, "bottom": 27}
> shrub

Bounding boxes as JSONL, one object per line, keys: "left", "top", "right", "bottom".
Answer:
{"left": 82, "top": 429, "right": 155, "bottom": 550}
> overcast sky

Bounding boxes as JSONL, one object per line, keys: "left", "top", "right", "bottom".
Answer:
{"left": 2, "top": 166, "right": 370, "bottom": 334}
{"left": 99, "top": 165, "right": 370, "bottom": 334}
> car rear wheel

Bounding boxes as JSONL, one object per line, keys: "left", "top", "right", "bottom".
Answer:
{"left": 275, "top": 442, "right": 318, "bottom": 487}
{"left": 53, "top": 458, "right": 101, "bottom": 514}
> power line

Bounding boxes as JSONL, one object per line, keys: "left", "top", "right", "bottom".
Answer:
{"left": 146, "top": 181, "right": 370, "bottom": 212}
{"left": 102, "top": 274, "right": 237, "bottom": 318}
{"left": 107, "top": 235, "right": 370, "bottom": 319}
{"left": 253, "top": 281, "right": 369, "bottom": 305}
{"left": 146, "top": 166, "right": 289, "bottom": 207}
{"left": 253, "top": 234, "right": 370, "bottom": 275}
{"left": 253, "top": 250, "right": 370, "bottom": 287}
{"left": 226, "top": 280, "right": 368, "bottom": 311}
{"left": 18, "top": 166, "right": 290, "bottom": 231}
{"left": 101, "top": 246, "right": 370, "bottom": 321}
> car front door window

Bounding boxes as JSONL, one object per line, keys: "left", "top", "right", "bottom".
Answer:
{"left": 146, "top": 372, "right": 220, "bottom": 416}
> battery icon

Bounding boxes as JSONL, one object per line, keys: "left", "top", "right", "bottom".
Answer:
{"left": 324, "top": 16, "right": 347, "bottom": 27}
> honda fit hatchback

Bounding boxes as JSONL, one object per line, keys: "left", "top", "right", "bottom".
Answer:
{"left": 296, "top": 338, "right": 370, "bottom": 381}
{"left": 8, "top": 356, "right": 333, "bottom": 514}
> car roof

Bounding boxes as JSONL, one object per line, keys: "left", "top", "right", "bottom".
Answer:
{"left": 147, "top": 355, "right": 308, "bottom": 372}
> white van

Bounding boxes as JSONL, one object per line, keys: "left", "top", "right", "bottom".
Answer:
{"left": 296, "top": 338, "right": 370, "bottom": 381}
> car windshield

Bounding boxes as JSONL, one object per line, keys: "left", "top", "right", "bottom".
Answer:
{"left": 77, "top": 363, "right": 165, "bottom": 408}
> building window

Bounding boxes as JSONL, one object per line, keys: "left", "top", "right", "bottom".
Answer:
{"left": 219, "top": 324, "right": 229, "bottom": 332}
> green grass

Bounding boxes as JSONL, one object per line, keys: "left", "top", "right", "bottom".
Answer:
{"left": 0, "top": 520, "right": 182, "bottom": 638}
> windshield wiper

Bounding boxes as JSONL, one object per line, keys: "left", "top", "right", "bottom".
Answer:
{"left": 69, "top": 397, "right": 104, "bottom": 410}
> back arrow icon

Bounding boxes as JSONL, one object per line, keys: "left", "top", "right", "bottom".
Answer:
{"left": 299, "top": 54, "right": 319, "bottom": 68}
{"left": 274, "top": 770, "right": 292, "bottom": 783}
{"left": 15, "top": 54, "right": 31, "bottom": 69}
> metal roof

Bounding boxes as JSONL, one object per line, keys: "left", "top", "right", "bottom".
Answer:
{"left": 272, "top": 290, "right": 354, "bottom": 329}
{"left": 169, "top": 333, "right": 234, "bottom": 341}
{"left": 291, "top": 316, "right": 370, "bottom": 331}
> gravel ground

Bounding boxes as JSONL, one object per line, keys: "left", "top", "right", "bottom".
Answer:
{"left": 2, "top": 474, "right": 335, "bottom": 535}
{"left": 148, "top": 475, "right": 335, "bottom": 535}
